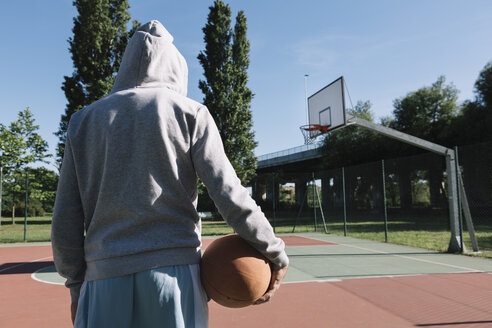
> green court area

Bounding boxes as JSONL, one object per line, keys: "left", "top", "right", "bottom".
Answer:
{"left": 281, "top": 233, "right": 492, "bottom": 283}
{"left": 31, "top": 265, "right": 65, "bottom": 285}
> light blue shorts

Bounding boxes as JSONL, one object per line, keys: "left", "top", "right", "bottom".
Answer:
{"left": 74, "top": 264, "right": 209, "bottom": 328}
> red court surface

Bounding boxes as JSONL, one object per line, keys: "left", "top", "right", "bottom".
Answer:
{"left": 0, "top": 245, "right": 70, "bottom": 328}
{"left": 209, "top": 273, "right": 492, "bottom": 328}
{"left": 1, "top": 237, "right": 492, "bottom": 328}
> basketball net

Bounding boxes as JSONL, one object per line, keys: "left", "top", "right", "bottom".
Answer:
{"left": 300, "top": 124, "right": 329, "bottom": 145}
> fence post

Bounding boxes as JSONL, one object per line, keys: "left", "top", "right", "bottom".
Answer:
{"left": 0, "top": 165, "right": 2, "bottom": 228}
{"left": 445, "top": 151, "right": 462, "bottom": 252}
{"left": 382, "top": 160, "right": 388, "bottom": 242}
{"left": 454, "top": 147, "right": 464, "bottom": 252}
{"left": 272, "top": 173, "right": 276, "bottom": 233}
{"left": 342, "top": 167, "right": 347, "bottom": 237}
{"left": 23, "top": 171, "right": 28, "bottom": 242}
{"left": 314, "top": 176, "right": 328, "bottom": 233}
{"left": 312, "top": 172, "right": 317, "bottom": 232}
{"left": 292, "top": 181, "right": 308, "bottom": 233}
{"left": 458, "top": 172, "right": 479, "bottom": 252}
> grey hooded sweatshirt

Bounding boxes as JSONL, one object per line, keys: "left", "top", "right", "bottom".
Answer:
{"left": 51, "top": 20, "right": 289, "bottom": 302}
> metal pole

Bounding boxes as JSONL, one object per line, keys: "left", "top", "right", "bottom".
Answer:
{"left": 23, "top": 171, "right": 28, "bottom": 242}
{"left": 312, "top": 172, "right": 317, "bottom": 232}
{"left": 292, "top": 182, "right": 308, "bottom": 233}
{"left": 0, "top": 147, "right": 2, "bottom": 227}
{"left": 272, "top": 174, "right": 276, "bottom": 233}
{"left": 314, "top": 177, "right": 328, "bottom": 233}
{"left": 304, "top": 74, "right": 309, "bottom": 126}
{"left": 458, "top": 173, "right": 479, "bottom": 252}
{"left": 382, "top": 160, "right": 388, "bottom": 242}
{"left": 454, "top": 147, "right": 464, "bottom": 252}
{"left": 348, "top": 116, "right": 449, "bottom": 156}
{"left": 0, "top": 165, "right": 2, "bottom": 228}
{"left": 342, "top": 167, "right": 347, "bottom": 236}
{"left": 445, "top": 151, "right": 461, "bottom": 252}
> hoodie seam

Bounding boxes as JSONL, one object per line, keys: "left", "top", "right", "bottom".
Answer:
{"left": 135, "top": 34, "right": 146, "bottom": 88}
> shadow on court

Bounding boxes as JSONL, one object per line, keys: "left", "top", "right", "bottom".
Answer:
{"left": 0, "top": 261, "right": 53, "bottom": 275}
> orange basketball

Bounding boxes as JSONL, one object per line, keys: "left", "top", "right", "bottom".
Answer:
{"left": 200, "top": 234, "right": 272, "bottom": 308}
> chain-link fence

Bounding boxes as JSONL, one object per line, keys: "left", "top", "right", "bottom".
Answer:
{"left": 255, "top": 141, "right": 491, "bottom": 254}
{"left": 458, "top": 142, "right": 492, "bottom": 253}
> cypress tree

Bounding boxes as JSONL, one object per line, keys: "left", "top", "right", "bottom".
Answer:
{"left": 198, "top": 1, "right": 257, "bottom": 185}
{"left": 230, "top": 11, "right": 257, "bottom": 184}
{"left": 55, "top": 0, "right": 139, "bottom": 163}
{"left": 475, "top": 61, "right": 492, "bottom": 110}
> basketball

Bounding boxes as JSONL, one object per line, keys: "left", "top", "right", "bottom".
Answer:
{"left": 200, "top": 234, "right": 272, "bottom": 308}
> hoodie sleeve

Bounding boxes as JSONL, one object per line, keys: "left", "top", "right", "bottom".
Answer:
{"left": 191, "top": 106, "right": 289, "bottom": 269}
{"left": 51, "top": 132, "right": 86, "bottom": 302}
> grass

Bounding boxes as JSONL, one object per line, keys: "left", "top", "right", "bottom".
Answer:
{"left": 201, "top": 221, "right": 234, "bottom": 235}
{"left": 462, "top": 227, "right": 492, "bottom": 258}
{"left": 0, "top": 216, "right": 52, "bottom": 243}
{"left": 201, "top": 220, "right": 321, "bottom": 235}
{"left": 265, "top": 213, "right": 492, "bottom": 259}
{"left": 1, "top": 215, "right": 491, "bottom": 259}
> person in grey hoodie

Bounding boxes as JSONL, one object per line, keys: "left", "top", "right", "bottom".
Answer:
{"left": 51, "top": 20, "right": 288, "bottom": 327}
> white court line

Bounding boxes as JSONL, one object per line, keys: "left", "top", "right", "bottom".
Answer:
{"left": 283, "top": 279, "right": 342, "bottom": 284}
{"left": 282, "top": 271, "right": 480, "bottom": 285}
{"left": 0, "top": 256, "right": 53, "bottom": 273}
{"left": 339, "top": 243, "right": 483, "bottom": 273}
{"left": 31, "top": 269, "right": 64, "bottom": 285}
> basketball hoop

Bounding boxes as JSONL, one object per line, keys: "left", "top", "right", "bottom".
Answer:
{"left": 300, "top": 124, "right": 329, "bottom": 145}
{"left": 301, "top": 76, "right": 346, "bottom": 145}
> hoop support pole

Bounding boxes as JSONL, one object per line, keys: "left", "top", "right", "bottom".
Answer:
{"left": 347, "top": 115, "right": 463, "bottom": 252}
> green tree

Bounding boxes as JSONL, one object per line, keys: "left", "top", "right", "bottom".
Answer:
{"left": 0, "top": 108, "right": 50, "bottom": 221}
{"left": 447, "top": 62, "right": 492, "bottom": 145}
{"left": 55, "top": 0, "right": 140, "bottom": 163}
{"left": 349, "top": 100, "right": 374, "bottom": 121}
{"left": 475, "top": 61, "right": 492, "bottom": 110}
{"left": 1, "top": 168, "right": 57, "bottom": 218}
{"left": 27, "top": 167, "right": 58, "bottom": 215}
{"left": 198, "top": 0, "right": 257, "bottom": 185}
{"left": 391, "top": 76, "right": 459, "bottom": 145}
{"left": 321, "top": 100, "right": 381, "bottom": 167}
{"left": 447, "top": 62, "right": 492, "bottom": 210}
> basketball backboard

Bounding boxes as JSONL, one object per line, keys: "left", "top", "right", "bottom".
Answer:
{"left": 308, "top": 76, "right": 346, "bottom": 132}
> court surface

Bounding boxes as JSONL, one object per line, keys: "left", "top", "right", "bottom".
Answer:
{"left": 1, "top": 233, "right": 492, "bottom": 327}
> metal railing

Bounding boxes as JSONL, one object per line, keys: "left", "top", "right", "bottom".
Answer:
{"left": 257, "top": 143, "right": 321, "bottom": 162}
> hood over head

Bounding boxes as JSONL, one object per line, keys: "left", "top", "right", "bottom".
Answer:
{"left": 112, "top": 20, "right": 188, "bottom": 96}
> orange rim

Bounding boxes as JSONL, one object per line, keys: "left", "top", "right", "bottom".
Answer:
{"left": 300, "top": 124, "right": 329, "bottom": 133}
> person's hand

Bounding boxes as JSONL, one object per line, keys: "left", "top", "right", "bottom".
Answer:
{"left": 254, "top": 265, "right": 288, "bottom": 305}
{"left": 71, "top": 301, "right": 78, "bottom": 325}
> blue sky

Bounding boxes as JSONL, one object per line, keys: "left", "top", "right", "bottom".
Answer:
{"left": 1, "top": 0, "right": 492, "bottom": 170}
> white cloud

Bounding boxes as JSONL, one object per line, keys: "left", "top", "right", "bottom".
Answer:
{"left": 292, "top": 31, "right": 440, "bottom": 71}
